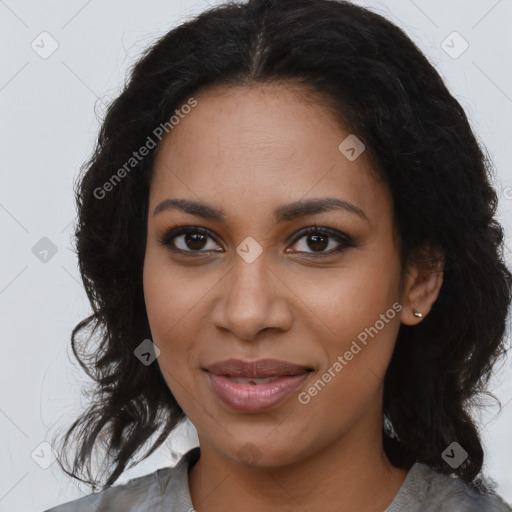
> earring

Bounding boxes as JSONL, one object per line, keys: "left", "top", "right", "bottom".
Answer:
{"left": 413, "top": 309, "right": 423, "bottom": 318}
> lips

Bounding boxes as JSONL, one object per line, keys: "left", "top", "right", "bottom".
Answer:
{"left": 204, "top": 358, "right": 312, "bottom": 378}
{"left": 203, "top": 358, "right": 313, "bottom": 412}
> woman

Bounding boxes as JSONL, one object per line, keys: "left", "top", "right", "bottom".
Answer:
{"left": 45, "top": 0, "right": 512, "bottom": 510}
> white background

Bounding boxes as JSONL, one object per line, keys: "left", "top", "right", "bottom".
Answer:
{"left": 0, "top": 1, "right": 511, "bottom": 511}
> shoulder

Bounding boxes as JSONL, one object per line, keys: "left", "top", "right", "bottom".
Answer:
{"left": 42, "top": 464, "right": 177, "bottom": 512}
{"left": 404, "top": 463, "right": 512, "bottom": 512}
{"left": 43, "top": 446, "right": 201, "bottom": 512}
{"left": 40, "top": 447, "right": 207, "bottom": 512}
{"left": 44, "top": 447, "right": 200, "bottom": 512}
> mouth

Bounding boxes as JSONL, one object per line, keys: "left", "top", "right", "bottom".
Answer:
{"left": 203, "top": 358, "right": 313, "bottom": 413}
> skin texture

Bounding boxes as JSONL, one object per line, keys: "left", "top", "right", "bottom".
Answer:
{"left": 143, "top": 83, "right": 444, "bottom": 512}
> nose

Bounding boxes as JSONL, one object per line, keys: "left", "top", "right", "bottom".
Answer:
{"left": 210, "top": 255, "right": 293, "bottom": 341}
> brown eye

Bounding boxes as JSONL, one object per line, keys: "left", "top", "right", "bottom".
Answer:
{"left": 288, "top": 226, "right": 355, "bottom": 255}
{"left": 159, "top": 226, "right": 222, "bottom": 254}
{"left": 304, "top": 233, "right": 329, "bottom": 252}
{"left": 181, "top": 232, "right": 208, "bottom": 250}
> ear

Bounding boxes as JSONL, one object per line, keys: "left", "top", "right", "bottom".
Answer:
{"left": 399, "top": 244, "right": 444, "bottom": 326}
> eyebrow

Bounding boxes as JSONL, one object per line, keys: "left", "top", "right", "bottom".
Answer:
{"left": 153, "top": 197, "right": 369, "bottom": 224}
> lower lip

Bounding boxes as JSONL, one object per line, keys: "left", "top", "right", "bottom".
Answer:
{"left": 206, "top": 372, "right": 310, "bottom": 413}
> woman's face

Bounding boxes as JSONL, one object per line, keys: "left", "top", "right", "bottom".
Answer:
{"left": 143, "top": 83, "right": 419, "bottom": 467}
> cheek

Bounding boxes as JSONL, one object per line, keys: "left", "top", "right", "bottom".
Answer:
{"left": 299, "top": 314, "right": 399, "bottom": 434}
{"left": 304, "top": 257, "right": 400, "bottom": 340}
{"left": 143, "top": 253, "right": 194, "bottom": 381}
{"left": 143, "top": 248, "right": 204, "bottom": 337}
{"left": 142, "top": 249, "right": 218, "bottom": 371}
{"left": 143, "top": 264, "right": 199, "bottom": 409}
{"left": 303, "top": 253, "right": 401, "bottom": 394}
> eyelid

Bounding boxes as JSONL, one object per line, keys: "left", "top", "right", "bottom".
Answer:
{"left": 287, "top": 225, "right": 353, "bottom": 248}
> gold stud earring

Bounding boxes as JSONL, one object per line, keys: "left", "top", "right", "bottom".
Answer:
{"left": 413, "top": 309, "right": 423, "bottom": 318}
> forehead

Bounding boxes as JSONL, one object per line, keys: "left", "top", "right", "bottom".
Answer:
{"left": 150, "top": 83, "right": 390, "bottom": 225}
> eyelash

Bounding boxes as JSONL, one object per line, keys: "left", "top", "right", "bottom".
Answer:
{"left": 157, "top": 223, "right": 357, "bottom": 257}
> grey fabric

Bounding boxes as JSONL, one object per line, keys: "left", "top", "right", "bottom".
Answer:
{"left": 44, "top": 447, "right": 511, "bottom": 511}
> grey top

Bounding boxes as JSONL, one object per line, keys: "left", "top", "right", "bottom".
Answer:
{"left": 44, "top": 447, "right": 511, "bottom": 511}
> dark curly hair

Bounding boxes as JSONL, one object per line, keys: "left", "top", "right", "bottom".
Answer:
{"left": 51, "top": 0, "right": 512, "bottom": 492}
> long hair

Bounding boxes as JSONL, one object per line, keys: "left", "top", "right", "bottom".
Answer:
{"left": 52, "top": 0, "right": 512, "bottom": 491}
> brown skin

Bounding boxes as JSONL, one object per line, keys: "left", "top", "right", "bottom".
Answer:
{"left": 143, "top": 83, "right": 444, "bottom": 512}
